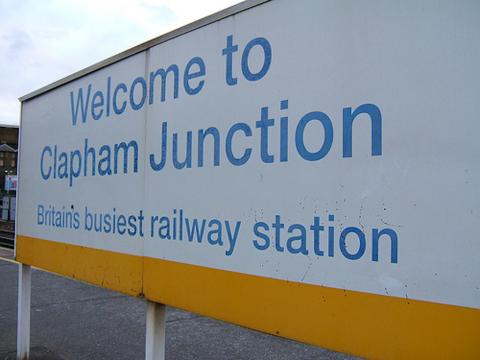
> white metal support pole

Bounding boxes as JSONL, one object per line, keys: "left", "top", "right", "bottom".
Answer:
{"left": 17, "top": 264, "right": 31, "bottom": 360}
{"left": 145, "top": 301, "right": 166, "bottom": 360}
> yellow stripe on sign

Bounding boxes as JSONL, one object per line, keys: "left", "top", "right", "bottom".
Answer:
{"left": 16, "top": 235, "right": 143, "bottom": 296}
{"left": 144, "top": 257, "right": 479, "bottom": 360}
{"left": 16, "top": 235, "right": 480, "bottom": 359}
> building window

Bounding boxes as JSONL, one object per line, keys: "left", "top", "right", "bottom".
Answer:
{"left": 0, "top": 160, "right": 4, "bottom": 167}
{"left": 10, "top": 160, "right": 15, "bottom": 167}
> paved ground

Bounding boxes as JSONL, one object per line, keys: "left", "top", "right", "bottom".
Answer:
{"left": 0, "top": 251, "right": 359, "bottom": 360}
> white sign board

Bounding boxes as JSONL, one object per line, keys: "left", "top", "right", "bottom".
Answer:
{"left": 17, "top": 0, "right": 479, "bottom": 358}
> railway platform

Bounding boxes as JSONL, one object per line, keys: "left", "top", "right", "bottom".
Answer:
{"left": 0, "top": 250, "right": 356, "bottom": 360}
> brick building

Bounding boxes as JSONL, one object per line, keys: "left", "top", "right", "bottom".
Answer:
{"left": 0, "top": 125, "right": 19, "bottom": 193}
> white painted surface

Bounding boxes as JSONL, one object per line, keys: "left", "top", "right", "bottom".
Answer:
{"left": 145, "top": 302, "right": 166, "bottom": 360}
{"left": 18, "top": 0, "right": 480, "bottom": 309}
{"left": 17, "top": 264, "right": 31, "bottom": 360}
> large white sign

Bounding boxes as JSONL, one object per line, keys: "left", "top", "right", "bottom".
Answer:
{"left": 17, "top": 0, "right": 479, "bottom": 357}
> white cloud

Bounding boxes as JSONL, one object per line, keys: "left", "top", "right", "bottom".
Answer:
{"left": 0, "top": 0, "right": 240, "bottom": 126}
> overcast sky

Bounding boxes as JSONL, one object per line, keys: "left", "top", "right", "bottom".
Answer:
{"left": 0, "top": 0, "right": 240, "bottom": 126}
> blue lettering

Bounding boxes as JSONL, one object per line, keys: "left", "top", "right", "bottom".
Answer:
{"left": 280, "top": 100, "right": 289, "bottom": 162}
{"left": 149, "top": 65, "right": 179, "bottom": 103}
{"left": 225, "top": 123, "right": 252, "bottom": 166}
{"left": 37, "top": 205, "right": 44, "bottom": 225}
{"left": 69, "top": 150, "right": 82, "bottom": 187}
{"left": 241, "top": 37, "right": 272, "bottom": 81}
{"left": 253, "top": 222, "right": 270, "bottom": 250}
{"left": 113, "top": 83, "right": 127, "bottom": 115}
{"left": 185, "top": 218, "right": 206, "bottom": 243}
{"left": 91, "top": 90, "right": 104, "bottom": 120}
{"left": 114, "top": 141, "right": 138, "bottom": 174}
{"left": 150, "top": 122, "right": 168, "bottom": 172}
{"left": 339, "top": 227, "right": 366, "bottom": 260}
{"left": 222, "top": 35, "right": 238, "bottom": 86}
{"left": 286, "top": 224, "right": 308, "bottom": 255}
{"left": 40, "top": 146, "right": 52, "bottom": 180}
{"left": 198, "top": 127, "right": 220, "bottom": 168}
{"left": 372, "top": 228, "right": 398, "bottom": 264}
{"left": 255, "top": 107, "right": 275, "bottom": 163}
{"left": 172, "top": 131, "right": 192, "bottom": 169}
{"left": 130, "top": 77, "right": 147, "bottom": 111}
{"left": 343, "top": 104, "right": 382, "bottom": 157}
{"left": 295, "top": 111, "right": 333, "bottom": 161}
{"left": 184, "top": 57, "right": 206, "bottom": 95}
{"left": 70, "top": 85, "right": 91, "bottom": 125}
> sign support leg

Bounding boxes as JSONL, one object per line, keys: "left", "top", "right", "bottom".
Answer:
{"left": 17, "top": 264, "right": 31, "bottom": 360}
{"left": 145, "top": 301, "right": 166, "bottom": 360}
